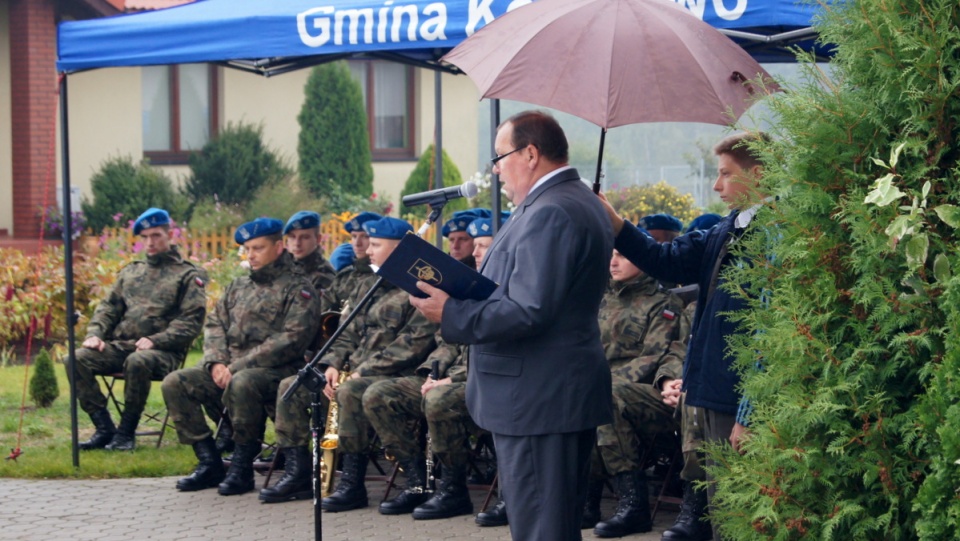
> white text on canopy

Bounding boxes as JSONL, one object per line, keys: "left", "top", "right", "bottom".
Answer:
{"left": 298, "top": 1, "right": 448, "bottom": 48}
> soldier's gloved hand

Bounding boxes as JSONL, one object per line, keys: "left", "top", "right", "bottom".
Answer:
{"left": 135, "top": 337, "right": 155, "bottom": 351}
{"left": 82, "top": 336, "right": 106, "bottom": 352}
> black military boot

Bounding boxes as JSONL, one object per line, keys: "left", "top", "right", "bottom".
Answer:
{"left": 594, "top": 471, "right": 653, "bottom": 538}
{"left": 581, "top": 477, "right": 605, "bottom": 529}
{"left": 321, "top": 452, "right": 369, "bottom": 512}
{"left": 215, "top": 416, "right": 235, "bottom": 455}
{"left": 476, "top": 499, "right": 508, "bottom": 527}
{"left": 176, "top": 437, "right": 226, "bottom": 491}
{"left": 104, "top": 410, "right": 138, "bottom": 451}
{"left": 379, "top": 455, "right": 429, "bottom": 515}
{"left": 661, "top": 483, "right": 712, "bottom": 541}
{"left": 413, "top": 461, "right": 474, "bottom": 520}
{"left": 259, "top": 446, "right": 313, "bottom": 503}
{"left": 79, "top": 409, "right": 116, "bottom": 451}
{"left": 218, "top": 442, "right": 260, "bottom": 496}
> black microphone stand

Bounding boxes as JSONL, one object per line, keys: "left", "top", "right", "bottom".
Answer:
{"left": 283, "top": 203, "right": 447, "bottom": 541}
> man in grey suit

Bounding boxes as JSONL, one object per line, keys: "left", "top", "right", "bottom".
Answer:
{"left": 411, "top": 110, "right": 614, "bottom": 541}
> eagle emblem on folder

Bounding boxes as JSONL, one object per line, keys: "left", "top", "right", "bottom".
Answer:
{"left": 408, "top": 259, "right": 442, "bottom": 286}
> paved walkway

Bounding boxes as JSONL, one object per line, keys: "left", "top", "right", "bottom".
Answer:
{"left": 1, "top": 474, "right": 675, "bottom": 540}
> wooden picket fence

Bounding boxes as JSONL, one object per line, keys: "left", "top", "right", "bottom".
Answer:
{"left": 80, "top": 216, "right": 430, "bottom": 259}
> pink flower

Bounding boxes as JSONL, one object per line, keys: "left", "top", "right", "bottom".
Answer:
{"left": 112, "top": 213, "right": 124, "bottom": 223}
{"left": 132, "top": 241, "right": 143, "bottom": 254}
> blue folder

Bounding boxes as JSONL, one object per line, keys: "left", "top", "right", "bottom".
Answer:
{"left": 377, "top": 233, "right": 497, "bottom": 301}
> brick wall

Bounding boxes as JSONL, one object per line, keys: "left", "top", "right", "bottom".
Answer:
{"left": 9, "top": 0, "right": 58, "bottom": 239}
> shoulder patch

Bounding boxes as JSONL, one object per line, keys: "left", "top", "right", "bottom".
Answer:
{"left": 662, "top": 309, "right": 676, "bottom": 320}
{"left": 300, "top": 289, "right": 313, "bottom": 300}
{"left": 195, "top": 277, "right": 205, "bottom": 287}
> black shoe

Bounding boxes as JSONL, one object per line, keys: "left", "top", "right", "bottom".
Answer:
{"left": 259, "top": 447, "right": 313, "bottom": 503}
{"left": 177, "top": 437, "right": 226, "bottom": 492}
{"left": 581, "top": 477, "right": 604, "bottom": 529}
{"left": 413, "top": 462, "right": 473, "bottom": 520}
{"left": 475, "top": 500, "right": 508, "bottom": 527}
{"left": 218, "top": 442, "right": 260, "bottom": 496}
{"left": 322, "top": 453, "right": 369, "bottom": 512}
{"left": 79, "top": 409, "right": 116, "bottom": 451}
{"left": 661, "top": 482, "right": 712, "bottom": 541}
{"left": 379, "top": 455, "right": 429, "bottom": 515}
{"left": 594, "top": 471, "right": 652, "bottom": 538}
{"left": 105, "top": 411, "right": 138, "bottom": 451}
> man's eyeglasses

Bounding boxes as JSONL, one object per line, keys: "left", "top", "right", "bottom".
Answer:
{"left": 491, "top": 147, "right": 524, "bottom": 167}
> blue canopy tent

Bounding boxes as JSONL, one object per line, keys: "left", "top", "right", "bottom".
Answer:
{"left": 55, "top": 0, "right": 836, "bottom": 473}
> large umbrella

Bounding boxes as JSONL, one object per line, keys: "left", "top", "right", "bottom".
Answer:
{"left": 442, "top": 0, "right": 781, "bottom": 192}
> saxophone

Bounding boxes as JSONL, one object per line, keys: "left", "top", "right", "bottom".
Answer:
{"left": 319, "top": 300, "right": 350, "bottom": 497}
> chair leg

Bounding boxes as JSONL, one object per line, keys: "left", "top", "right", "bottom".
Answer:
{"left": 480, "top": 472, "right": 499, "bottom": 513}
{"left": 263, "top": 448, "right": 282, "bottom": 489}
{"left": 381, "top": 462, "right": 401, "bottom": 504}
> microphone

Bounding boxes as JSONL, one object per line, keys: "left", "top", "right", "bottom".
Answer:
{"left": 402, "top": 181, "right": 478, "bottom": 207}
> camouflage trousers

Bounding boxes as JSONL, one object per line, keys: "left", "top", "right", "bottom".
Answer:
{"left": 162, "top": 364, "right": 296, "bottom": 445}
{"left": 274, "top": 375, "right": 330, "bottom": 448}
{"left": 679, "top": 392, "right": 706, "bottom": 482}
{"left": 364, "top": 376, "right": 476, "bottom": 465}
{"left": 335, "top": 375, "right": 391, "bottom": 454}
{"left": 68, "top": 342, "right": 181, "bottom": 420}
{"left": 596, "top": 378, "right": 677, "bottom": 475}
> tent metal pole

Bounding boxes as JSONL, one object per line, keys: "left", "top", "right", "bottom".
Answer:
{"left": 434, "top": 70, "right": 444, "bottom": 248}
{"left": 491, "top": 100, "right": 501, "bottom": 235}
{"left": 60, "top": 73, "right": 80, "bottom": 469}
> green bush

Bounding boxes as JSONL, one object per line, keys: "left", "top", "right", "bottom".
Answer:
{"left": 400, "top": 145, "right": 466, "bottom": 219}
{"left": 81, "top": 156, "right": 188, "bottom": 233}
{"left": 29, "top": 349, "right": 59, "bottom": 408}
{"left": 607, "top": 181, "right": 699, "bottom": 224}
{"left": 244, "top": 176, "right": 327, "bottom": 222}
{"left": 182, "top": 122, "right": 291, "bottom": 208}
{"left": 185, "top": 197, "right": 245, "bottom": 232}
{"left": 298, "top": 62, "right": 373, "bottom": 198}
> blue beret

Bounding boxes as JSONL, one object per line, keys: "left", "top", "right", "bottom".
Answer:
{"left": 467, "top": 212, "right": 511, "bottom": 238}
{"left": 442, "top": 208, "right": 493, "bottom": 237}
{"left": 283, "top": 211, "right": 321, "bottom": 235}
{"left": 685, "top": 213, "right": 722, "bottom": 233}
{"left": 344, "top": 212, "right": 382, "bottom": 233}
{"left": 362, "top": 217, "right": 413, "bottom": 240}
{"left": 329, "top": 242, "right": 356, "bottom": 272}
{"left": 132, "top": 208, "right": 170, "bottom": 235}
{"left": 637, "top": 213, "right": 683, "bottom": 232}
{"left": 234, "top": 217, "right": 284, "bottom": 245}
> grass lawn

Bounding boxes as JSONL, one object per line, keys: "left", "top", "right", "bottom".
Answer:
{"left": 0, "top": 351, "right": 226, "bottom": 479}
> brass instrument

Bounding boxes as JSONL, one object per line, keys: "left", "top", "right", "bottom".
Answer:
{"left": 319, "top": 300, "right": 350, "bottom": 497}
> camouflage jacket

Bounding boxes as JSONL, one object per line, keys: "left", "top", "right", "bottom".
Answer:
{"left": 599, "top": 273, "right": 685, "bottom": 388}
{"left": 320, "top": 256, "right": 378, "bottom": 314}
{"left": 203, "top": 252, "right": 321, "bottom": 374}
{"left": 294, "top": 249, "right": 336, "bottom": 295}
{"left": 85, "top": 246, "right": 207, "bottom": 353}
{"left": 416, "top": 331, "right": 467, "bottom": 383}
{"left": 320, "top": 283, "right": 438, "bottom": 377}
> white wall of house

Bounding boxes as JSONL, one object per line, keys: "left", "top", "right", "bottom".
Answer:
{"left": 58, "top": 63, "right": 479, "bottom": 218}
{"left": 0, "top": 0, "right": 13, "bottom": 234}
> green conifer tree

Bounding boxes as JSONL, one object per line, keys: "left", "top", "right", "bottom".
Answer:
{"left": 29, "top": 348, "right": 59, "bottom": 408}
{"left": 298, "top": 62, "right": 373, "bottom": 199}
{"left": 400, "top": 144, "right": 466, "bottom": 219}
{"left": 708, "top": 1, "right": 960, "bottom": 539}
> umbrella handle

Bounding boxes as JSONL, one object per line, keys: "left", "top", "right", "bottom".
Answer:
{"left": 593, "top": 128, "right": 606, "bottom": 194}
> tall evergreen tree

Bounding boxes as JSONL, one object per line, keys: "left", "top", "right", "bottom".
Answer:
{"left": 400, "top": 144, "right": 467, "bottom": 219}
{"left": 298, "top": 62, "right": 373, "bottom": 198}
{"left": 709, "top": 1, "right": 960, "bottom": 539}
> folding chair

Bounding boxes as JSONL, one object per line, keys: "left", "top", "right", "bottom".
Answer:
{"left": 639, "top": 430, "right": 684, "bottom": 520}
{"left": 100, "top": 355, "right": 186, "bottom": 448}
{"left": 215, "top": 406, "right": 282, "bottom": 489}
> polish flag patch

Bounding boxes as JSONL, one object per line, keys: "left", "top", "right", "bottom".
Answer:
{"left": 195, "top": 277, "right": 205, "bottom": 287}
{"left": 662, "top": 309, "right": 676, "bottom": 320}
{"left": 300, "top": 289, "right": 313, "bottom": 300}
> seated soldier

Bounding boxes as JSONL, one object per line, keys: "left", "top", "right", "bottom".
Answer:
{"left": 161, "top": 218, "right": 321, "bottom": 496}
{"left": 328, "top": 242, "right": 356, "bottom": 272}
{"left": 442, "top": 208, "right": 491, "bottom": 268}
{"left": 321, "top": 212, "right": 381, "bottom": 313}
{"left": 637, "top": 213, "right": 685, "bottom": 289}
{"left": 364, "top": 332, "right": 473, "bottom": 519}
{"left": 69, "top": 208, "right": 206, "bottom": 452}
{"left": 584, "top": 246, "right": 687, "bottom": 538}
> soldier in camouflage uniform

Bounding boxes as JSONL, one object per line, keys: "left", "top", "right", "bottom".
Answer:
{"left": 69, "top": 208, "right": 206, "bottom": 452}
{"left": 363, "top": 333, "right": 474, "bottom": 518}
{"left": 586, "top": 248, "right": 687, "bottom": 539}
{"left": 318, "top": 217, "right": 439, "bottom": 513}
{"left": 162, "top": 218, "right": 321, "bottom": 496}
{"left": 442, "top": 209, "right": 490, "bottom": 269}
{"left": 257, "top": 212, "right": 381, "bottom": 504}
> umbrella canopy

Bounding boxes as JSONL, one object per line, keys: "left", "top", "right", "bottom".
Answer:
{"left": 442, "top": 0, "right": 780, "bottom": 130}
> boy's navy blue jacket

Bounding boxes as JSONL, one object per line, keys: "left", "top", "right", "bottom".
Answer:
{"left": 614, "top": 211, "right": 748, "bottom": 416}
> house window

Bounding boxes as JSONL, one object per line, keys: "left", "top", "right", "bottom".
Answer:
{"left": 142, "top": 64, "right": 218, "bottom": 164}
{"left": 348, "top": 60, "right": 415, "bottom": 160}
